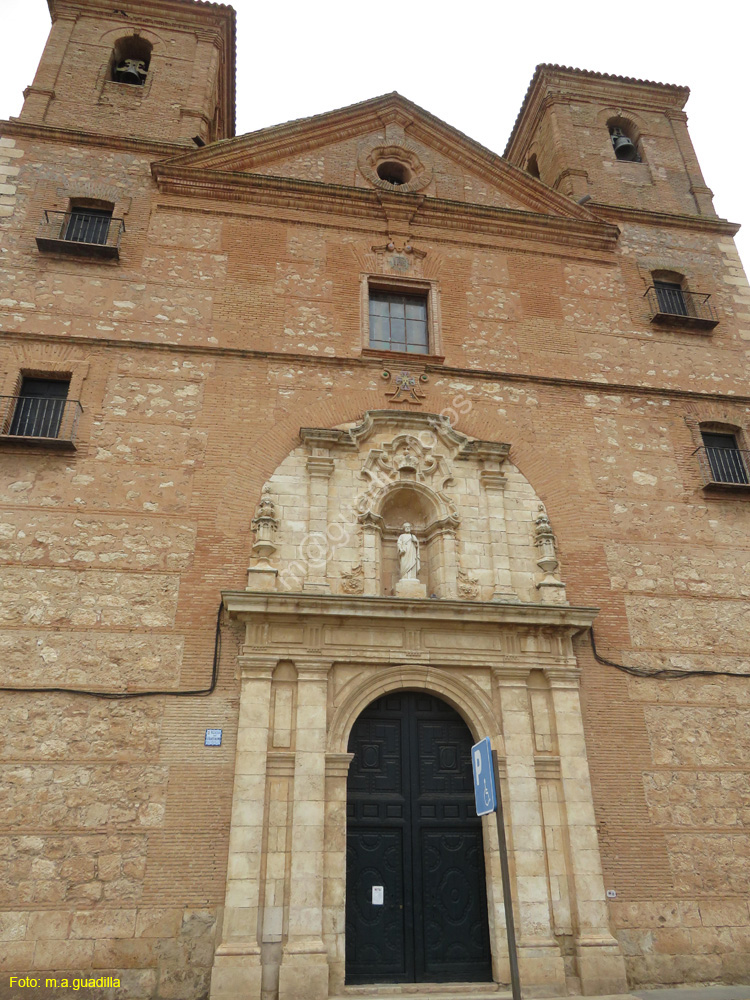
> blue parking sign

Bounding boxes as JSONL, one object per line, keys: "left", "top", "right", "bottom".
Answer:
{"left": 471, "top": 737, "right": 497, "bottom": 816}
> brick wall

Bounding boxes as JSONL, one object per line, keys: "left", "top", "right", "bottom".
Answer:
{"left": 1, "top": 65, "right": 749, "bottom": 995}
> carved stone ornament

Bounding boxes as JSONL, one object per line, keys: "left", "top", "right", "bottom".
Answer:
{"left": 534, "top": 503, "right": 567, "bottom": 604}
{"left": 457, "top": 568, "right": 480, "bottom": 600}
{"left": 357, "top": 134, "right": 434, "bottom": 194}
{"left": 340, "top": 563, "right": 364, "bottom": 595}
{"left": 251, "top": 483, "right": 279, "bottom": 560}
{"left": 383, "top": 369, "right": 427, "bottom": 405}
{"left": 361, "top": 432, "right": 454, "bottom": 495}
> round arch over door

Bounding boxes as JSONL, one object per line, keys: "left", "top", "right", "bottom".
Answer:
{"left": 345, "top": 691, "right": 493, "bottom": 984}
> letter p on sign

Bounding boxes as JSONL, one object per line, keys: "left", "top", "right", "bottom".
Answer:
{"left": 471, "top": 737, "right": 496, "bottom": 816}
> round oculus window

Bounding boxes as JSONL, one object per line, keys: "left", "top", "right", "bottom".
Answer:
{"left": 376, "top": 161, "right": 412, "bottom": 186}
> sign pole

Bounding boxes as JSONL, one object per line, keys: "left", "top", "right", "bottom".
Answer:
{"left": 492, "top": 749, "right": 522, "bottom": 1000}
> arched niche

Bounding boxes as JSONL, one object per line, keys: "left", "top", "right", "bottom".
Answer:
{"left": 362, "top": 478, "right": 459, "bottom": 598}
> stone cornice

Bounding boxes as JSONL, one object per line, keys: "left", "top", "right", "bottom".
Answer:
{"left": 588, "top": 202, "right": 740, "bottom": 236}
{"left": 0, "top": 119, "right": 190, "bottom": 158}
{"left": 150, "top": 165, "right": 620, "bottom": 253}
{"left": 224, "top": 590, "right": 598, "bottom": 630}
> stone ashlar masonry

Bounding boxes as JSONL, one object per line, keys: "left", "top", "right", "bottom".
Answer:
{"left": 0, "top": 7, "right": 749, "bottom": 996}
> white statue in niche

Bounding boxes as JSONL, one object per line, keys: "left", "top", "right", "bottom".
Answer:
{"left": 397, "top": 523, "right": 420, "bottom": 581}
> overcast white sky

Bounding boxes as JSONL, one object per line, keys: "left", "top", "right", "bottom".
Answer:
{"left": 1, "top": 0, "right": 748, "bottom": 270}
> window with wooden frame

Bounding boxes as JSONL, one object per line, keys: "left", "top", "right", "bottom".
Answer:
{"left": 369, "top": 291, "right": 429, "bottom": 354}
{"left": 361, "top": 275, "right": 442, "bottom": 359}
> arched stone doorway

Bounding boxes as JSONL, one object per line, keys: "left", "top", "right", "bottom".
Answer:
{"left": 345, "top": 691, "right": 492, "bottom": 984}
{"left": 209, "top": 409, "right": 629, "bottom": 1000}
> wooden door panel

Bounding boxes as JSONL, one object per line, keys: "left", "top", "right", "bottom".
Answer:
{"left": 345, "top": 829, "right": 409, "bottom": 981}
{"left": 346, "top": 692, "right": 492, "bottom": 984}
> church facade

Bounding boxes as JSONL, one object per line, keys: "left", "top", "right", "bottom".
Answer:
{"left": 1, "top": 2, "right": 749, "bottom": 999}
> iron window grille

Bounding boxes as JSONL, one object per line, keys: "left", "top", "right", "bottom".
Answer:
{"left": 645, "top": 284, "right": 718, "bottom": 329}
{"left": 369, "top": 292, "right": 428, "bottom": 354}
{"left": 1, "top": 379, "right": 82, "bottom": 448}
{"left": 696, "top": 432, "right": 749, "bottom": 487}
{"left": 36, "top": 210, "right": 125, "bottom": 259}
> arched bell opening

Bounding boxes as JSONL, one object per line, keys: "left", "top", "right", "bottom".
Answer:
{"left": 110, "top": 35, "right": 152, "bottom": 85}
{"left": 344, "top": 689, "right": 493, "bottom": 985}
{"left": 607, "top": 115, "right": 642, "bottom": 162}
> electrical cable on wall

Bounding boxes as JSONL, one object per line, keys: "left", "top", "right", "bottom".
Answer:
{"left": 0, "top": 604, "right": 223, "bottom": 699}
{"left": 589, "top": 626, "right": 750, "bottom": 680}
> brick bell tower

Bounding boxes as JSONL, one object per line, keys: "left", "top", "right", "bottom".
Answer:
{"left": 504, "top": 64, "right": 716, "bottom": 218}
{"left": 18, "top": 0, "right": 236, "bottom": 146}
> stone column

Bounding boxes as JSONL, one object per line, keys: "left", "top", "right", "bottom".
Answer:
{"left": 303, "top": 456, "right": 334, "bottom": 593}
{"left": 210, "top": 657, "right": 274, "bottom": 1000}
{"left": 480, "top": 469, "right": 518, "bottom": 602}
{"left": 323, "top": 752, "right": 354, "bottom": 996}
{"left": 278, "top": 662, "right": 330, "bottom": 1000}
{"left": 545, "top": 668, "right": 628, "bottom": 995}
{"left": 493, "top": 666, "right": 567, "bottom": 995}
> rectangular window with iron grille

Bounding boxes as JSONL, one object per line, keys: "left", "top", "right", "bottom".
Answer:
{"left": 64, "top": 207, "right": 113, "bottom": 246}
{"left": 701, "top": 431, "right": 749, "bottom": 485}
{"left": 369, "top": 292, "right": 428, "bottom": 354}
{"left": 654, "top": 280, "right": 688, "bottom": 317}
{"left": 10, "top": 377, "right": 70, "bottom": 439}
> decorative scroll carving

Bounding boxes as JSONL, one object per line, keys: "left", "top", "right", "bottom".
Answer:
{"left": 457, "top": 568, "right": 480, "bottom": 600}
{"left": 341, "top": 564, "right": 364, "bottom": 595}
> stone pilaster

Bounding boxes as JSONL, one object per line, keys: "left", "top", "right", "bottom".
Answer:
{"left": 545, "top": 667, "right": 628, "bottom": 995}
{"left": 278, "top": 662, "right": 330, "bottom": 1000}
{"left": 210, "top": 658, "right": 274, "bottom": 1000}
{"left": 494, "top": 667, "right": 567, "bottom": 996}
{"left": 180, "top": 32, "right": 221, "bottom": 143}
{"left": 360, "top": 518, "right": 381, "bottom": 596}
{"left": 303, "top": 456, "right": 334, "bottom": 593}
{"left": 19, "top": 14, "right": 76, "bottom": 123}
{"left": 665, "top": 109, "right": 717, "bottom": 218}
{"left": 322, "top": 752, "right": 355, "bottom": 996}
{"left": 480, "top": 469, "right": 518, "bottom": 602}
{"left": 428, "top": 524, "right": 459, "bottom": 598}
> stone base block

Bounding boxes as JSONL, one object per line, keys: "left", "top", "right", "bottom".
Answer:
{"left": 516, "top": 942, "right": 567, "bottom": 997}
{"left": 577, "top": 938, "right": 629, "bottom": 996}
{"left": 492, "top": 588, "right": 520, "bottom": 602}
{"left": 278, "top": 943, "right": 328, "bottom": 1000}
{"left": 395, "top": 578, "right": 427, "bottom": 598}
{"left": 246, "top": 565, "right": 278, "bottom": 591}
{"left": 209, "top": 950, "right": 262, "bottom": 1000}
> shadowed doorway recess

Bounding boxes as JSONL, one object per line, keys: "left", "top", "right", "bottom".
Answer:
{"left": 345, "top": 692, "right": 493, "bottom": 984}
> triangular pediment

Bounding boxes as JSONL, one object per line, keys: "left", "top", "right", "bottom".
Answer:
{"left": 155, "top": 93, "right": 595, "bottom": 222}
